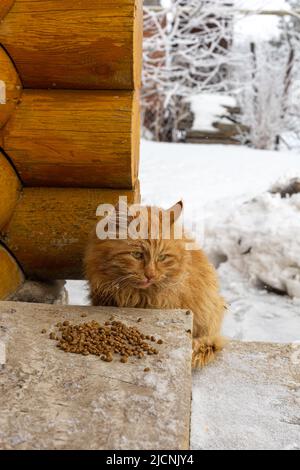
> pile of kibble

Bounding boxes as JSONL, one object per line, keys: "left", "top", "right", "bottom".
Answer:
{"left": 46, "top": 319, "right": 163, "bottom": 365}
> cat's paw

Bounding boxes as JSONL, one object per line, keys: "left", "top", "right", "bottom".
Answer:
{"left": 192, "top": 335, "right": 226, "bottom": 368}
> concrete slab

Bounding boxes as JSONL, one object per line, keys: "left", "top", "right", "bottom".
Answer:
{"left": 192, "top": 341, "right": 300, "bottom": 450}
{"left": 0, "top": 301, "right": 192, "bottom": 450}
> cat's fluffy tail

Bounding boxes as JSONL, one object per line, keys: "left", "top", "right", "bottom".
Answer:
{"left": 192, "top": 335, "right": 227, "bottom": 368}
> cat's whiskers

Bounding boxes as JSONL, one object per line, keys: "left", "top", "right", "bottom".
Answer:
{"left": 96, "top": 274, "right": 137, "bottom": 304}
{"left": 157, "top": 272, "right": 188, "bottom": 291}
{"left": 97, "top": 274, "right": 132, "bottom": 291}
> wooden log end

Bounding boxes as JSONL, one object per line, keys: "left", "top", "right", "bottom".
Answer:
{"left": 0, "top": 151, "right": 21, "bottom": 230}
{"left": 0, "top": 0, "right": 15, "bottom": 21}
{"left": 0, "top": 245, "right": 24, "bottom": 300}
{"left": 0, "top": 46, "right": 22, "bottom": 129}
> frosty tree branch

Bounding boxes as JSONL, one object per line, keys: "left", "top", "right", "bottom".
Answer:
{"left": 142, "top": 0, "right": 300, "bottom": 148}
{"left": 142, "top": 0, "right": 235, "bottom": 141}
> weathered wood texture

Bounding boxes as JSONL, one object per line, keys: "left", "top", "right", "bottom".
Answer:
{"left": 0, "top": 47, "right": 22, "bottom": 129}
{"left": 0, "top": 302, "right": 192, "bottom": 450}
{"left": 0, "top": 246, "right": 24, "bottom": 299}
{"left": 0, "top": 1, "right": 15, "bottom": 20}
{"left": 1, "top": 90, "right": 140, "bottom": 189}
{"left": 0, "top": 0, "right": 143, "bottom": 90}
{"left": 1, "top": 184, "right": 140, "bottom": 280}
{"left": 0, "top": 151, "right": 21, "bottom": 230}
{"left": 0, "top": 1, "right": 142, "bottom": 285}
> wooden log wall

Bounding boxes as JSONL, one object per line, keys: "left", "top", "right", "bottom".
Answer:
{"left": 0, "top": 0, "right": 143, "bottom": 90}
{"left": 0, "top": 0, "right": 142, "bottom": 292}
{"left": 2, "top": 90, "right": 140, "bottom": 188}
{"left": 2, "top": 186, "right": 140, "bottom": 280}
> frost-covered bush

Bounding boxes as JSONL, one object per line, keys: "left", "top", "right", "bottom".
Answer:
{"left": 142, "top": 0, "right": 234, "bottom": 141}
{"left": 233, "top": 8, "right": 300, "bottom": 150}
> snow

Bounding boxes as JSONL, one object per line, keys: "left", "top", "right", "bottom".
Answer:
{"left": 236, "top": 0, "right": 289, "bottom": 8}
{"left": 235, "top": 0, "right": 291, "bottom": 42}
{"left": 140, "top": 140, "right": 300, "bottom": 211}
{"left": 67, "top": 280, "right": 89, "bottom": 306}
{"left": 68, "top": 139, "right": 300, "bottom": 344}
{"left": 220, "top": 263, "right": 300, "bottom": 343}
{"left": 191, "top": 341, "right": 300, "bottom": 450}
{"left": 187, "top": 94, "right": 237, "bottom": 132}
{"left": 205, "top": 190, "right": 300, "bottom": 297}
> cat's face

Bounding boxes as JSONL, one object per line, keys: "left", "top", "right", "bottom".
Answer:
{"left": 105, "top": 238, "right": 188, "bottom": 291}
{"left": 89, "top": 202, "right": 189, "bottom": 292}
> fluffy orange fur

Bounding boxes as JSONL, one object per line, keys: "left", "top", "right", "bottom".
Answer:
{"left": 84, "top": 203, "right": 226, "bottom": 367}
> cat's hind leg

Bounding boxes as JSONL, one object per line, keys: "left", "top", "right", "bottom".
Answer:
{"left": 192, "top": 335, "right": 227, "bottom": 368}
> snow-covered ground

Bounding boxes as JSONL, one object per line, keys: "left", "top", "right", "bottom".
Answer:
{"left": 68, "top": 139, "right": 300, "bottom": 344}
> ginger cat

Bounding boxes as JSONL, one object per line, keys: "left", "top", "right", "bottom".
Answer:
{"left": 84, "top": 202, "right": 226, "bottom": 367}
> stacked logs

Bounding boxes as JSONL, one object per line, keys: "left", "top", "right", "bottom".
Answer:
{"left": 0, "top": 0, "right": 142, "bottom": 295}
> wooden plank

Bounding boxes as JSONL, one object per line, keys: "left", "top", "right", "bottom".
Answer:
{"left": 0, "top": 246, "right": 24, "bottom": 299}
{"left": 131, "top": 88, "right": 141, "bottom": 185}
{"left": 2, "top": 184, "right": 140, "bottom": 280}
{"left": 0, "top": 46, "right": 22, "bottom": 130}
{"left": 133, "top": 0, "right": 143, "bottom": 92}
{"left": 2, "top": 90, "right": 140, "bottom": 189}
{"left": 0, "top": 0, "right": 143, "bottom": 90}
{"left": 0, "top": 1, "right": 15, "bottom": 20}
{"left": 0, "top": 302, "right": 192, "bottom": 450}
{"left": 0, "top": 151, "right": 21, "bottom": 230}
{"left": 213, "top": 122, "right": 249, "bottom": 135}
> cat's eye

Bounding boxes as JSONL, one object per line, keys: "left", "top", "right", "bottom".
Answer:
{"left": 132, "top": 251, "right": 143, "bottom": 260}
{"left": 158, "top": 254, "right": 167, "bottom": 262}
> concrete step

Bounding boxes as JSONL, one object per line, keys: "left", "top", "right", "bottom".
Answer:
{"left": 0, "top": 301, "right": 192, "bottom": 450}
{"left": 192, "top": 341, "right": 300, "bottom": 450}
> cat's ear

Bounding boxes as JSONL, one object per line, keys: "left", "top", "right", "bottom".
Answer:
{"left": 114, "top": 200, "right": 134, "bottom": 228}
{"left": 166, "top": 200, "right": 183, "bottom": 225}
{"left": 112, "top": 200, "right": 126, "bottom": 230}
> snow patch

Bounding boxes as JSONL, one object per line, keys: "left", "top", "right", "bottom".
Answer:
{"left": 187, "top": 93, "right": 237, "bottom": 132}
{"left": 205, "top": 190, "right": 300, "bottom": 298}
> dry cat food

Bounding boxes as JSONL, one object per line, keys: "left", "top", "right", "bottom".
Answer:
{"left": 47, "top": 319, "right": 163, "bottom": 363}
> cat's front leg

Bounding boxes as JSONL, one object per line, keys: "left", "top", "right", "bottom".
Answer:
{"left": 192, "top": 335, "right": 227, "bottom": 368}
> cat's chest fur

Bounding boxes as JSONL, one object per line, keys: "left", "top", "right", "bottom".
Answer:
{"left": 113, "top": 285, "right": 184, "bottom": 310}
